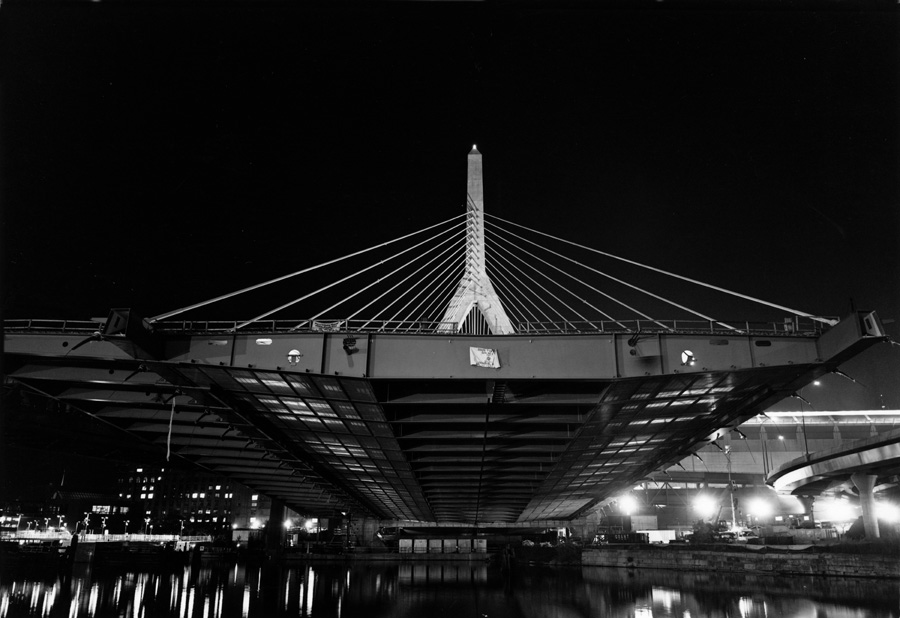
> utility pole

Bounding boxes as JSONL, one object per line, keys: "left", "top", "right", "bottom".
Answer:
{"left": 726, "top": 445, "right": 737, "bottom": 529}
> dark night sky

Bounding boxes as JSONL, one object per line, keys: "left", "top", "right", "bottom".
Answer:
{"left": 1, "top": 1, "right": 899, "bottom": 493}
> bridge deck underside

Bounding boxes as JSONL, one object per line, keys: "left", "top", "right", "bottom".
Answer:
{"left": 5, "top": 352, "right": 826, "bottom": 523}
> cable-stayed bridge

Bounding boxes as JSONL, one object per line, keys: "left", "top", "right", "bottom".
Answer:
{"left": 3, "top": 147, "right": 889, "bottom": 526}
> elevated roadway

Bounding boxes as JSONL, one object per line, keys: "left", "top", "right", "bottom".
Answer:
{"left": 768, "top": 426, "right": 900, "bottom": 537}
{"left": 3, "top": 309, "right": 887, "bottom": 525}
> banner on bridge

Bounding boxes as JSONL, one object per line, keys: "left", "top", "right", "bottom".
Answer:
{"left": 469, "top": 347, "right": 500, "bottom": 369}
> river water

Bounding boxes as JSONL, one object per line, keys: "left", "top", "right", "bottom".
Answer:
{"left": 1, "top": 561, "right": 897, "bottom": 618}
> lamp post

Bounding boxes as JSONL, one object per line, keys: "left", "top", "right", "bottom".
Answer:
{"left": 725, "top": 446, "right": 737, "bottom": 529}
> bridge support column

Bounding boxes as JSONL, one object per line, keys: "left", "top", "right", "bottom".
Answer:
{"left": 797, "top": 496, "right": 816, "bottom": 527}
{"left": 359, "top": 517, "right": 379, "bottom": 548}
{"left": 265, "top": 499, "right": 286, "bottom": 555}
{"left": 851, "top": 473, "right": 880, "bottom": 539}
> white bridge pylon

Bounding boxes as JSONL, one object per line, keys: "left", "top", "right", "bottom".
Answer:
{"left": 439, "top": 146, "right": 515, "bottom": 335}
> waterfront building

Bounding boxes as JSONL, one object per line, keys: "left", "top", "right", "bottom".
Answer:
{"left": 113, "top": 465, "right": 279, "bottom": 535}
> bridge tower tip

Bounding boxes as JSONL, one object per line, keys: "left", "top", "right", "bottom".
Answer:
{"left": 441, "top": 146, "right": 514, "bottom": 335}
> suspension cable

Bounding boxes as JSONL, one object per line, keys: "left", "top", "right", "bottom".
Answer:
{"left": 489, "top": 254, "right": 557, "bottom": 326}
{"left": 489, "top": 231, "right": 597, "bottom": 328}
{"left": 344, "top": 234, "right": 464, "bottom": 327}
{"left": 488, "top": 275, "right": 527, "bottom": 329}
{"left": 490, "top": 222, "right": 731, "bottom": 330}
{"left": 488, "top": 227, "right": 635, "bottom": 328}
{"left": 394, "top": 257, "right": 463, "bottom": 331}
{"left": 232, "top": 220, "right": 465, "bottom": 330}
{"left": 489, "top": 265, "right": 545, "bottom": 327}
{"left": 150, "top": 214, "right": 465, "bottom": 322}
{"left": 417, "top": 265, "right": 466, "bottom": 329}
{"left": 487, "top": 213, "right": 833, "bottom": 325}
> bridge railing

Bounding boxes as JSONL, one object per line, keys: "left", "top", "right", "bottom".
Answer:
{"left": 145, "top": 319, "right": 464, "bottom": 334}
{"left": 514, "top": 317, "right": 832, "bottom": 336}
{"left": 3, "top": 318, "right": 102, "bottom": 333}
{"left": 5, "top": 316, "right": 834, "bottom": 337}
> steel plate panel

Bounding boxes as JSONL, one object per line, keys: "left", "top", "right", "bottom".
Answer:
{"left": 369, "top": 335, "right": 616, "bottom": 379}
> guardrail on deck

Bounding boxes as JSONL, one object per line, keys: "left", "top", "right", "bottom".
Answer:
{"left": 5, "top": 316, "right": 833, "bottom": 337}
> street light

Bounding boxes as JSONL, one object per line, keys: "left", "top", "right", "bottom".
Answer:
{"left": 747, "top": 498, "right": 773, "bottom": 520}
{"left": 693, "top": 494, "right": 718, "bottom": 521}
{"left": 618, "top": 495, "right": 638, "bottom": 516}
{"left": 876, "top": 502, "right": 900, "bottom": 524}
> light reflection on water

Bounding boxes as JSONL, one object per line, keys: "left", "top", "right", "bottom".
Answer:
{"left": 0, "top": 562, "right": 897, "bottom": 618}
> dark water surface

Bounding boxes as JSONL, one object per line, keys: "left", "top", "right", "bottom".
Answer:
{"left": 1, "top": 561, "right": 897, "bottom": 618}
